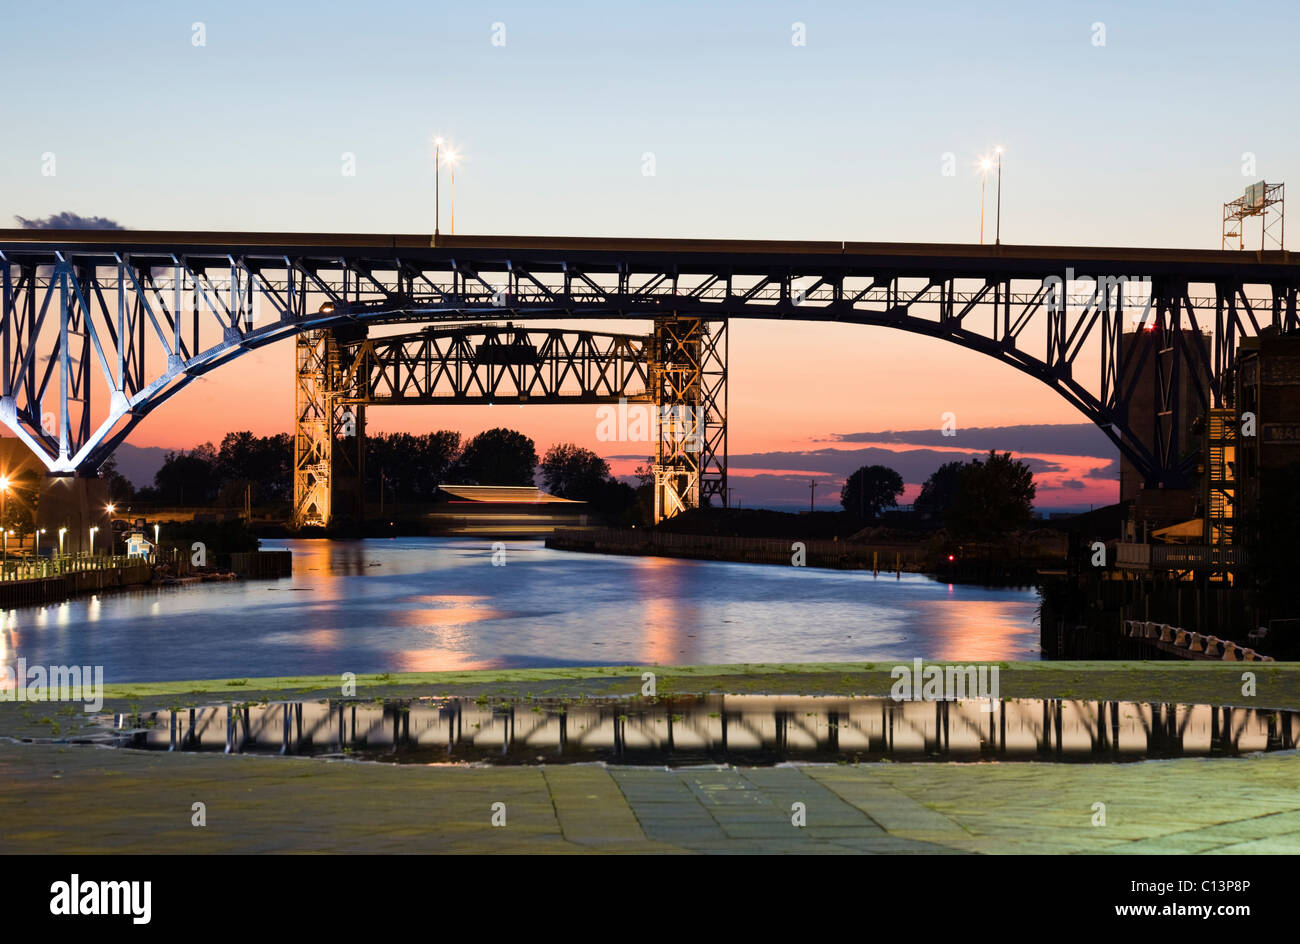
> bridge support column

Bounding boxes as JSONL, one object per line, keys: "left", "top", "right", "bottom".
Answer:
{"left": 292, "top": 326, "right": 367, "bottom": 529}
{"left": 649, "top": 315, "right": 726, "bottom": 523}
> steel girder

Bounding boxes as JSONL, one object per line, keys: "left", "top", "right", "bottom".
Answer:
{"left": 1, "top": 236, "right": 1296, "bottom": 491}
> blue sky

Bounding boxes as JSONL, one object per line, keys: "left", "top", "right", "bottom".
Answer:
{"left": 3, "top": 0, "right": 1294, "bottom": 244}
{"left": 2, "top": 1, "right": 1293, "bottom": 510}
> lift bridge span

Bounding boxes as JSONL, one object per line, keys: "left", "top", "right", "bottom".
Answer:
{"left": 0, "top": 229, "right": 1296, "bottom": 526}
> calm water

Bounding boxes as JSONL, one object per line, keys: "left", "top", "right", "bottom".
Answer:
{"left": 105, "top": 696, "right": 1299, "bottom": 766}
{"left": 1, "top": 538, "right": 1041, "bottom": 683}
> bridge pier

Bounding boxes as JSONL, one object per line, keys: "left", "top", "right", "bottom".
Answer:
{"left": 292, "top": 326, "right": 366, "bottom": 529}
{"left": 649, "top": 316, "right": 727, "bottom": 522}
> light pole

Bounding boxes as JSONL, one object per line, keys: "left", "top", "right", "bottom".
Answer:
{"left": 994, "top": 146, "right": 1003, "bottom": 245}
{"left": 58, "top": 527, "right": 66, "bottom": 556}
{"left": 979, "top": 157, "right": 992, "bottom": 244}
{"left": 35, "top": 527, "right": 44, "bottom": 558}
{"left": 89, "top": 526, "right": 98, "bottom": 556}
{"left": 446, "top": 150, "right": 458, "bottom": 235}
{"left": 434, "top": 136, "right": 443, "bottom": 235}
{"left": 0, "top": 475, "right": 9, "bottom": 555}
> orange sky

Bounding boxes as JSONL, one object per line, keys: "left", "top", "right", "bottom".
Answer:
{"left": 132, "top": 318, "right": 1116, "bottom": 509}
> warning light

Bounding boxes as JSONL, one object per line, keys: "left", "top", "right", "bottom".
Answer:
{"left": 947, "top": 554, "right": 955, "bottom": 562}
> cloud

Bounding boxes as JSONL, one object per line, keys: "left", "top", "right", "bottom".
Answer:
{"left": 14, "top": 212, "right": 125, "bottom": 230}
{"left": 831, "top": 422, "right": 1116, "bottom": 458}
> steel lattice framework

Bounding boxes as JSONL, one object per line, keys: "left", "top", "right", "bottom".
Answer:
{"left": 292, "top": 322, "right": 668, "bottom": 525}
{"left": 2, "top": 230, "right": 1298, "bottom": 518}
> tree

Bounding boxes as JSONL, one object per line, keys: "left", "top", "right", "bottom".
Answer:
{"left": 452, "top": 428, "right": 538, "bottom": 486}
{"left": 366, "top": 431, "right": 461, "bottom": 502}
{"left": 153, "top": 444, "right": 219, "bottom": 505}
{"left": 946, "top": 450, "right": 1036, "bottom": 536}
{"left": 914, "top": 460, "right": 966, "bottom": 521}
{"left": 841, "top": 464, "right": 904, "bottom": 520}
{"left": 540, "top": 443, "right": 612, "bottom": 500}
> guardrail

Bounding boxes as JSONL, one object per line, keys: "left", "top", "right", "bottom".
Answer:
{"left": 1115, "top": 543, "right": 1248, "bottom": 570}
{"left": 0, "top": 553, "right": 145, "bottom": 582}
{"left": 1122, "top": 619, "right": 1274, "bottom": 662}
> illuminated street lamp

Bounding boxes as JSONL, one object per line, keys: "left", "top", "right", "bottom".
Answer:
{"left": 35, "top": 527, "right": 45, "bottom": 559}
{"left": 89, "top": 525, "right": 98, "bottom": 556}
{"left": 0, "top": 475, "right": 9, "bottom": 549}
{"left": 993, "top": 144, "right": 1003, "bottom": 245}
{"left": 58, "top": 527, "right": 67, "bottom": 556}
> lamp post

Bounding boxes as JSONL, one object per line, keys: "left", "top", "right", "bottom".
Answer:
{"left": 979, "top": 157, "right": 992, "bottom": 244}
{"left": 58, "top": 527, "right": 66, "bottom": 556}
{"left": 0, "top": 475, "right": 9, "bottom": 561}
{"left": 446, "top": 150, "right": 458, "bottom": 235}
{"left": 35, "top": 527, "right": 44, "bottom": 558}
{"left": 434, "top": 137, "right": 443, "bottom": 235}
{"left": 994, "top": 146, "right": 1003, "bottom": 245}
{"left": 89, "top": 526, "right": 98, "bottom": 556}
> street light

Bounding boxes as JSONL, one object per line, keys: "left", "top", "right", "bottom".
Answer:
{"left": 979, "top": 157, "right": 992, "bottom": 244}
{"left": 89, "top": 525, "right": 98, "bottom": 556}
{"left": 58, "top": 527, "right": 66, "bottom": 555}
{"left": 0, "top": 475, "right": 9, "bottom": 548}
{"left": 994, "top": 146, "right": 1004, "bottom": 245}
{"left": 445, "top": 150, "right": 459, "bottom": 235}
{"left": 433, "top": 136, "right": 444, "bottom": 235}
{"left": 35, "top": 527, "right": 45, "bottom": 558}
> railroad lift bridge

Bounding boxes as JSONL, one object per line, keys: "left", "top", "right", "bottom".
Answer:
{"left": 0, "top": 229, "right": 1297, "bottom": 533}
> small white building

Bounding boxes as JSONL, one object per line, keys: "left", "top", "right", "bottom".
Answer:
{"left": 125, "top": 531, "right": 154, "bottom": 558}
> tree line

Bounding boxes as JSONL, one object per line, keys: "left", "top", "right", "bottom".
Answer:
{"left": 109, "top": 428, "right": 638, "bottom": 518}
{"left": 840, "top": 451, "right": 1037, "bottom": 535}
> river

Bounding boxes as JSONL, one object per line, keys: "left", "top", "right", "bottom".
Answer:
{"left": 1, "top": 538, "right": 1042, "bottom": 682}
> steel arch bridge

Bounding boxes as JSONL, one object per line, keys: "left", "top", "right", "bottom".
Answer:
{"left": 1, "top": 229, "right": 1296, "bottom": 523}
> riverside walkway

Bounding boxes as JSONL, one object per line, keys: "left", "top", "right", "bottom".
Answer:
{"left": 2, "top": 740, "right": 1299, "bottom": 854}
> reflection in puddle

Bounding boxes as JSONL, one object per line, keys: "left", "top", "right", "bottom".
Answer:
{"left": 101, "top": 695, "right": 1300, "bottom": 766}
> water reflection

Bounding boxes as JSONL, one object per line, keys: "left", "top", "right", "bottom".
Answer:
{"left": 1, "top": 539, "right": 1043, "bottom": 681}
{"left": 107, "top": 696, "right": 1299, "bottom": 766}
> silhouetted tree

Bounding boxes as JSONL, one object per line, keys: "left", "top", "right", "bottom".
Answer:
{"left": 914, "top": 460, "right": 966, "bottom": 522}
{"left": 365, "top": 431, "right": 462, "bottom": 502}
{"left": 946, "top": 451, "right": 1036, "bottom": 536}
{"left": 452, "top": 428, "right": 537, "bottom": 485}
{"left": 841, "top": 464, "right": 904, "bottom": 520}
{"left": 152, "top": 444, "right": 219, "bottom": 505}
{"left": 540, "top": 443, "right": 612, "bottom": 500}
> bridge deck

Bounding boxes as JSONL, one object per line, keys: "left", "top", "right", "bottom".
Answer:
{"left": 0, "top": 229, "right": 1295, "bottom": 276}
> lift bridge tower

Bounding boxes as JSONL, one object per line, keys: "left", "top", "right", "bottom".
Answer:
{"left": 292, "top": 317, "right": 726, "bottom": 529}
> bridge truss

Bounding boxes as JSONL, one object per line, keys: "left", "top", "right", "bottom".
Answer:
{"left": 291, "top": 320, "right": 726, "bottom": 526}
{"left": 0, "top": 231, "right": 1297, "bottom": 524}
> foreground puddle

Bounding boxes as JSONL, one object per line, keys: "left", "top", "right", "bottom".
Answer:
{"left": 97, "top": 695, "right": 1300, "bottom": 766}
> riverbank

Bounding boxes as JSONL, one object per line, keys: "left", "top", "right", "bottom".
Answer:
{"left": 547, "top": 527, "right": 1061, "bottom": 584}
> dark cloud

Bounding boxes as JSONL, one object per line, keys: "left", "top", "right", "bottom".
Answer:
{"left": 831, "top": 422, "right": 1116, "bottom": 458}
{"left": 15, "top": 212, "right": 125, "bottom": 230}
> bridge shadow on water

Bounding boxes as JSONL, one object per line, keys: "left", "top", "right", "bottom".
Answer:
{"left": 99, "top": 694, "right": 1300, "bottom": 767}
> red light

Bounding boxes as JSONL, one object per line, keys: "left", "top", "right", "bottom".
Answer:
{"left": 947, "top": 554, "right": 955, "bottom": 562}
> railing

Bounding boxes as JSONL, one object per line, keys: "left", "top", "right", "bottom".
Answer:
{"left": 1115, "top": 543, "right": 1248, "bottom": 569}
{"left": 0, "top": 553, "right": 147, "bottom": 582}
